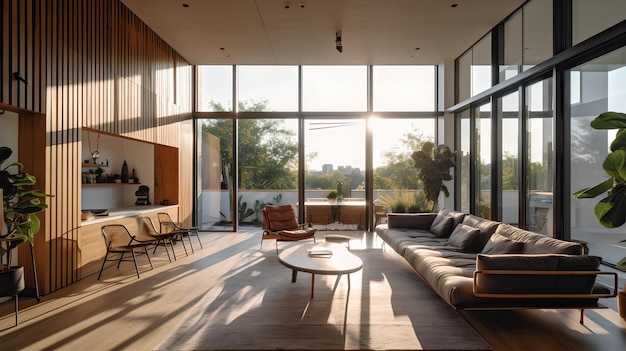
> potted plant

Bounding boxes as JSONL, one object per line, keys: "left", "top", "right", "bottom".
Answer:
{"left": 327, "top": 191, "right": 338, "bottom": 203}
{"left": 1, "top": 146, "right": 52, "bottom": 313}
{"left": 411, "top": 142, "right": 456, "bottom": 212}
{"left": 573, "top": 111, "right": 626, "bottom": 320}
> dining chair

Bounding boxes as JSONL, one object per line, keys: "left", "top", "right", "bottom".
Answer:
{"left": 98, "top": 224, "right": 154, "bottom": 280}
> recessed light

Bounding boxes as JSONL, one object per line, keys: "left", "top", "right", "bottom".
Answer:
{"left": 451, "top": 4, "right": 458, "bottom": 8}
{"left": 219, "top": 48, "right": 225, "bottom": 51}
{"left": 415, "top": 48, "right": 420, "bottom": 50}
{"left": 182, "top": 3, "right": 189, "bottom": 8}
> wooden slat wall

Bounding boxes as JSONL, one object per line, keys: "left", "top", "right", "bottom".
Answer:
{"left": 1, "top": 0, "right": 194, "bottom": 294}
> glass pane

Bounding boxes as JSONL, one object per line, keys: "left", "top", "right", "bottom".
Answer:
{"left": 237, "top": 66, "right": 298, "bottom": 112}
{"left": 373, "top": 66, "right": 435, "bottom": 111}
{"left": 372, "top": 118, "right": 435, "bottom": 216}
{"left": 197, "top": 65, "right": 233, "bottom": 112}
{"left": 304, "top": 119, "right": 366, "bottom": 230}
{"left": 457, "top": 50, "right": 472, "bottom": 103}
{"left": 573, "top": 0, "right": 626, "bottom": 45}
{"left": 476, "top": 103, "right": 492, "bottom": 218}
{"left": 459, "top": 110, "right": 471, "bottom": 213}
{"left": 302, "top": 66, "right": 367, "bottom": 111}
{"left": 472, "top": 33, "right": 492, "bottom": 97}
{"left": 238, "top": 119, "right": 299, "bottom": 229}
{"left": 526, "top": 78, "right": 554, "bottom": 235}
{"left": 197, "top": 119, "right": 234, "bottom": 231}
{"left": 500, "top": 10, "right": 523, "bottom": 81}
{"left": 523, "top": 0, "right": 552, "bottom": 70}
{"left": 570, "top": 46, "right": 626, "bottom": 268}
{"left": 500, "top": 91, "right": 519, "bottom": 225}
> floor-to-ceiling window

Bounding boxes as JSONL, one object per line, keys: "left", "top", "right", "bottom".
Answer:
{"left": 458, "top": 110, "right": 471, "bottom": 213}
{"left": 526, "top": 78, "right": 554, "bottom": 235}
{"left": 196, "top": 64, "right": 441, "bottom": 231}
{"left": 570, "top": 46, "right": 626, "bottom": 267}
{"left": 476, "top": 102, "right": 492, "bottom": 218}
{"left": 499, "top": 91, "right": 520, "bottom": 225}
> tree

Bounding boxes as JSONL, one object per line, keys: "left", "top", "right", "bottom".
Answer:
{"left": 374, "top": 131, "right": 432, "bottom": 190}
{"left": 202, "top": 99, "right": 298, "bottom": 190}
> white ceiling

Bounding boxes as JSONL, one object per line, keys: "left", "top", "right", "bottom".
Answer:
{"left": 122, "top": 0, "right": 525, "bottom": 65}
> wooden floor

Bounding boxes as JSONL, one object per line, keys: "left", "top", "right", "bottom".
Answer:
{"left": 1, "top": 230, "right": 625, "bottom": 350}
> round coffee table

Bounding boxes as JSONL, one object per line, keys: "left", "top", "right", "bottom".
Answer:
{"left": 278, "top": 242, "right": 363, "bottom": 298}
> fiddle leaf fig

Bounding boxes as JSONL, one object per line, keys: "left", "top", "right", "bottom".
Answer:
{"left": 411, "top": 142, "right": 456, "bottom": 212}
{"left": 573, "top": 178, "right": 613, "bottom": 198}
{"left": 610, "top": 129, "right": 626, "bottom": 151}
{"left": 590, "top": 111, "right": 626, "bottom": 129}
{"left": 594, "top": 184, "right": 626, "bottom": 228}
{"left": 602, "top": 150, "right": 626, "bottom": 182}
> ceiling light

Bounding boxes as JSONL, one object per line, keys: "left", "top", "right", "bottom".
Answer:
{"left": 182, "top": 3, "right": 189, "bottom": 8}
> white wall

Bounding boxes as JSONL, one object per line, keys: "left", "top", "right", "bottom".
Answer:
{"left": 81, "top": 131, "right": 155, "bottom": 209}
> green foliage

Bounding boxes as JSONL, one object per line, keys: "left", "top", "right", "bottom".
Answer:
{"left": 411, "top": 142, "right": 456, "bottom": 212}
{"left": 203, "top": 99, "right": 298, "bottom": 190}
{"left": 237, "top": 195, "right": 255, "bottom": 223}
{"left": 1, "top": 146, "right": 53, "bottom": 270}
{"left": 378, "top": 191, "right": 428, "bottom": 213}
{"left": 374, "top": 132, "right": 432, "bottom": 190}
{"left": 574, "top": 112, "right": 626, "bottom": 228}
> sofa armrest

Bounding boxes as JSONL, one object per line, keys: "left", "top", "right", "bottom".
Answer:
{"left": 387, "top": 213, "right": 437, "bottom": 229}
{"left": 473, "top": 270, "right": 618, "bottom": 298}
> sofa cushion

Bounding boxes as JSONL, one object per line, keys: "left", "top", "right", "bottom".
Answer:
{"left": 438, "top": 208, "right": 466, "bottom": 228}
{"left": 448, "top": 224, "right": 480, "bottom": 251}
{"left": 475, "top": 254, "right": 601, "bottom": 295}
{"left": 387, "top": 213, "right": 436, "bottom": 229}
{"left": 461, "top": 214, "right": 499, "bottom": 252}
{"left": 430, "top": 215, "right": 455, "bottom": 238}
{"left": 494, "top": 224, "right": 583, "bottom": 255}
{"left": 481, "top": 233, "right": 524, "bottom": 254}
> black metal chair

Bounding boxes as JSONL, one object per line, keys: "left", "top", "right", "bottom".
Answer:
{"left": 140, "top": 217, "right": 181, "bottom": 262}
{"left": 97, "top": 224, "right": 154, "bottom": 280}
{"left": 157, "top": 212, "right": 201, "bottom": 252}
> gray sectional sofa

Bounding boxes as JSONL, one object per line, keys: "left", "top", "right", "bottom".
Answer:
{"left": 375, "top": 209, "right": 618, "bottom": 323}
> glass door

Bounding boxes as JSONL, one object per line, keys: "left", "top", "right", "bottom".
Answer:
{"left": 304, "top": 119, "right": 366, "bottom": 230}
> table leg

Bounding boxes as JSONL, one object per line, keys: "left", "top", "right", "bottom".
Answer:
{"left": 311, "top": 273, "right": 315, "bottom": 298}
{"left": 291, "top": 269, "right": 297, "bottom": 283}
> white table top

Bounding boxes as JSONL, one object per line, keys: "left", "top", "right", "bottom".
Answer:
{"left": 278, "top": 242, "right": 363, "bottom": 275}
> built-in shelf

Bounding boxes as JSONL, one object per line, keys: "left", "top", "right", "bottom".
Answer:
{"left": 82, "top": 163, "right": 110, "bottom": 168}
{"left": 82, "top": 183, "right": 141, "bottom": 187}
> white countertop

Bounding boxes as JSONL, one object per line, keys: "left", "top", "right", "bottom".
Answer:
{"left": 81, "top": 205, "right": 179, "bottom": 225}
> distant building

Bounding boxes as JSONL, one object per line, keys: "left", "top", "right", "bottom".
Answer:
{"left": 322, "top": 164, "right": 333, "bottom": 174}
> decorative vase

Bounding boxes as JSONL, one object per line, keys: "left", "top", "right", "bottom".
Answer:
{"left": 121, "top": 160, "right": 129, "bottom": 183}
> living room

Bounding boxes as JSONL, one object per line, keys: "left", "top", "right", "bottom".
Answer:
{"left": 1, "top": 0, "right": 626, "bottom": 350}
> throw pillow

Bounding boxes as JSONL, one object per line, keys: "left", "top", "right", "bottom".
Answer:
{"left": 448, "top": 223, "right": 480, "bottom": 251}
{"left": 481, "top": 232, "right": 524, "bottom": 254}
{"left": 429, "top": 215, "right": 455, "bottom": 238}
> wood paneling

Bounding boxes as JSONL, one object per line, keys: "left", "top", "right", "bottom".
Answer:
{"left": 154, "top": 143, "right": 179, "bottom": 206}
{"left": 1, "top": 0, "right": 194, "bottom": 294}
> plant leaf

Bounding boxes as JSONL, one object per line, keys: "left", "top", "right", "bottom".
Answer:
{"left": 610, "top": 129, "right": 626, "bottom": 151}
{"left": 602, "top": 150, "right": 626, "bottom": 182}
{"left": 590, "top": 111, "right": 626, "bottom": 130}
{"left": 594, "top": 185, "right": 626, "bottom": 228}
{"left": 573, "top": 178, "right": 613, "bottom": 198}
